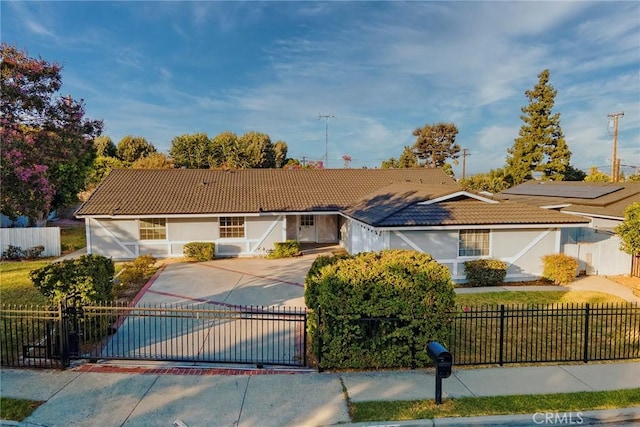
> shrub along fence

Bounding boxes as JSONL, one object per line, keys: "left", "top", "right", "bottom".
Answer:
{"left": 315, "top": 302, "right": 640, "bottom": 370}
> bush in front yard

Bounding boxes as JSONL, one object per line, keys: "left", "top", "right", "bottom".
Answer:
{"left": 308, "top": 249, "right": 456, "bottom": 370}
{"left": 118, "top": 254, "right": 157, "bottom": 285}
{"left": 268, "top": 240, "right": 301, "bottom": 258}
{"left": 542, "top": 253, "right": 579, "bottom": 285}
{"left": 463, "top": 259, "right": 508, "bottom": 287}
{"left": 184, "top": 242, "right": 215, "bottom": 261}
{"left": 304, "top": 251, "right": 352, "bottom": 310}
{"left": 30, "top": 254, "right": 115, "bottom": 305}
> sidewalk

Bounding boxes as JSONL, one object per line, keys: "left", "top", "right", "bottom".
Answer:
{"left": 1, "top": 361, "right": 639, "bottom": 427}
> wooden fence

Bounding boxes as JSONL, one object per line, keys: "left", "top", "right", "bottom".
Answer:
{"left": 0, "top": 227, "right": 61, "bottom": 257}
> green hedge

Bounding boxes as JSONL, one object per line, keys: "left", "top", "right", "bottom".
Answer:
{"left": 269, "top": 240, "right": 301, "bottom": 258}
{"left": 184, "top": 242, "right": 215, "bottom": 261}
{"left": 306, "top": 250, "right": 456, "bottom": 369}
{"left": 463, "top": 259, "right": 508, "bottom": 287}
{"left": 30, "top": 254, "right": 115, "bottom": 305}
{"left": 118, "top": 254, "right": 157, "bottom": 285}
{"left": 542, "top": 253, "right": 578, "bottom": 285}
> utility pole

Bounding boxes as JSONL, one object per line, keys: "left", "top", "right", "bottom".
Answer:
{"left": 608, "top": 112, "right": 624, "bottom": 182}
{"left": 461, "top": 148, "right": 470, "bottom": 180}
{"left": 318, "top": 114, "right": 335, "bottom": 167}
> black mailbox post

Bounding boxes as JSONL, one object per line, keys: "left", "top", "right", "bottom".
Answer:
{"left": 427, "top": 341, "right": 452, "bottom": 404}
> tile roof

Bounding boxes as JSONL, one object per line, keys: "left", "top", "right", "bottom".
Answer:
{"left": 496, "top": 181, "right": 640, "bottom": 219}
{"left": 75, "top": 168, "right": 459, "bottom": 216}
{"left": 374, "top": 199, "right": 590, "bottom": 227}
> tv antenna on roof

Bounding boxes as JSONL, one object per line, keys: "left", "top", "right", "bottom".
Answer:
{"left": 318, "top": 114, "right": 336, "bottom": 167}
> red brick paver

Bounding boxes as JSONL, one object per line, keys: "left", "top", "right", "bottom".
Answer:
{"left": 73, "top": 363, "right": 308, "bottom": 376}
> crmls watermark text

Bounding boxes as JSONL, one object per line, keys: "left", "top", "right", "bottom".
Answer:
{"left": 533, "top": 412, "right": 584, "bottom": 424}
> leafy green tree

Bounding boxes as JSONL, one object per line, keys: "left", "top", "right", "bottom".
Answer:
{"left": 505, "top": 69, "right": 570, "bottom": 184}
{"left": 116, "top": 136, "right": 156, "bottom": 162}
{"left": 460, "top": 168, "right": 511, "bottom": 193}
{"left": 412, "top": 122, "right": 460, "bottom": 168}
{"left": 1, "top": 43, "right": 102, "bottom": 225}
{"left": 584, "top": 167, "right": 610, "bottom": 183}
{"left": 381, "top": 146, "right": 418, "bottom": 168}
{"left": 239, "top": 131, "right": 276, "bottom": 168}
{"left": 211, "top": 131, "right": 244, "bottom": 168}
{"left": 274, "top": 140, "right": 288, "bottom": 168}
{"left": 563, "top": 164, "right": 587, "bottom": 181}
{"left": 615, "top": 202, "right": 640, "bottom": 256}
{"left": 85, "top": 156, "right": 128, "bottom": 191}
{"left": 169, "top": 133, "right": 212, "bottom": 168}
{"left": 627, "top": 171, "right": 640, "bottom": 182}
{"left": 94, "top": 135, "right": 117, "bottom": 157}
{"left": 132, "top": 152, "right": 174, "bottom": 169}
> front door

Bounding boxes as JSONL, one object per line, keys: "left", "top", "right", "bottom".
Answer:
{"left": 298, "top": 215, "right": 316, "bottom": 242}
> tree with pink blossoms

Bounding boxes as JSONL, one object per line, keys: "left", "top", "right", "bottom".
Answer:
{"left": 1, "top": 43, "right": 102, "bottom": 225}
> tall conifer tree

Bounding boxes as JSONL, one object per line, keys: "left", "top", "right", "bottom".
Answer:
{"left": 506, "top": 69, "right": 570, "bottom": 184}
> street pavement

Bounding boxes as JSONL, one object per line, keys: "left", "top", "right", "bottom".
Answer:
{"left": 1, "top": 361, "right": 639, "bottom": 427}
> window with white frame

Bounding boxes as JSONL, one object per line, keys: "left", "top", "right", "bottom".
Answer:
{"left": 220, "top": 217, "right": 245, "bottom": 238}
{"left": 139, "top": 218, "right": 166, "bottom": 240}
{"left": 458, "top": 229, "right": 489, "bottom": 257}
{"left": 300, "top": 215, "right": 314, "bottom": 226}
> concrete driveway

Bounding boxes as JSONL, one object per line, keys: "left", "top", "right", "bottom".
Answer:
{"left": 137, "top": 254, "right": 322, "bottom": 309}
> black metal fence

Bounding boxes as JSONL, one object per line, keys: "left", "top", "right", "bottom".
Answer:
{"left": 3, "top": 302, "right": 638, "bottom": 370}
{"left": 315, "top": 303, "right": 640, "bottom": 369}
{"left": 1, "top": 302, "right": 308, "bottom": 369}
{"left": 450, "top": 303, "right": 640, "bottom": 365}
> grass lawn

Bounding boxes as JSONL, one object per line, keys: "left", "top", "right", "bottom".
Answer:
{"left": 350, "top": 388, "right": 640, "bottom": 422}
{"left": 60, "top": 225, "right": 86, "bottom": 254}
{"left": 0, "top": 260, "right": 50, "bottom": 306}
{"left": 0, "top": 397, "right": 45, "bottom": 422}
{"left": 455, "top": 291, "right": 627, "bottom": 306}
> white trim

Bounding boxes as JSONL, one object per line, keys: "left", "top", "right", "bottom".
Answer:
{"left": 84, "top": 218, "right": 92, "bottom": 255}
{"left": 561, "top": 210, "right": 623, "bottom": 221}
{"left": 77, "top": 211, "right": 341, "bottom": 220}
{"left": 418, "top": 191, "right": 498, "bottom": 205}
{"left": 372, "top": 223, "right": 587, "bottom": 232}
{"left": 540, "top": 204, "right": 572, "bottom": 209}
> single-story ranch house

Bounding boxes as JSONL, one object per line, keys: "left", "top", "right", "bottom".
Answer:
{"left": 496, "top": 181, "right": 640, "bottom": 276}
{"left": 75, "top": 168, "right": 589, "bottom": 282}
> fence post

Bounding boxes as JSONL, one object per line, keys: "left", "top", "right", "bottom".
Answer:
{"left": 499, "top": 305, "right": 505, "bottom": 366}
{"left": 583, "top": 303, "right": 590, "bottom": 363}
{"left": 59, "top": 302, "right": 70, "bottom": 369}
{"left": 317, "top": 305, "right": 323, "bottom": 372}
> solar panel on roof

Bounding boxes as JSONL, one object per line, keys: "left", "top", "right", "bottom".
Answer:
{"left": 502, "top": 184, "right": 623, "bottom": 199}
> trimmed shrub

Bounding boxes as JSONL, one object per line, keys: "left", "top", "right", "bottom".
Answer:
{"left": 23, "top": 245, "right": 45, "bottom": 259}
{"left": 308, "top": 249, "right": 456, "bottom": 370}
{"left": 463, "top": 259, "right": 508, "bottom": 287}
{"left": 304, "top": 251, "right": 352, "bottom": 311}
{"left": 2, "top": 245, "right": 46, "bottom": 260}
{"left": 269, "top": 240, "right": 301, "bottom": 259}
{"left": 542, "top": 253, "right": 579, "bottom": 285}
{"left": 2, "top": 245, "right": 24, "bottom": 260}
{"left": 118, "top": 254, "right": 157, "bottom": 285}
{"left": 184, "top": 242, "right": 215, "bottom": 261}
{"left": 30, "top": 254, "right": 115, "bottom": 305}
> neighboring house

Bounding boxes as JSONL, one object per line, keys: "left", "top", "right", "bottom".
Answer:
{"left": 75, "top": 168, "right": 589, "bottom": 282}
{"left": 496, "top": 181, "right": 640, "bottom": 276}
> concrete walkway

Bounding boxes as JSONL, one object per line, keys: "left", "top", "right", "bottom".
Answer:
{"left": 1, "top": 362, "right": 639, "bottom": 426}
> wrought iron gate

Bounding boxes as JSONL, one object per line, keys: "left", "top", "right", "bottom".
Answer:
{"left": 1, "top": 302, "right": 308, "bottom": 369}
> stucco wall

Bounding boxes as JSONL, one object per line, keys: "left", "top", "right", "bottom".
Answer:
{"left": 389, "top": 230, "right": 457, "bottom": 259}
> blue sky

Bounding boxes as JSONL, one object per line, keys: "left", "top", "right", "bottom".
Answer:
{"left": 3, "top": 1, "right": 639, "bottom": 176}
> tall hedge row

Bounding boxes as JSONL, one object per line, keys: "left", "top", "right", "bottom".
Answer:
{"left": 305, "top": 250, "right": 456, "bottom": 369}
